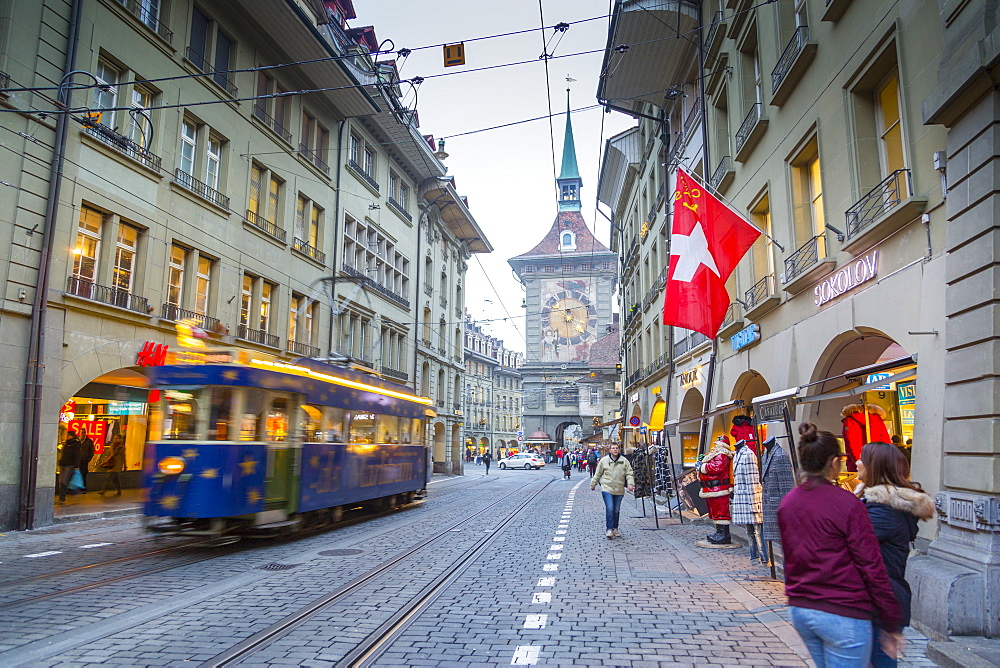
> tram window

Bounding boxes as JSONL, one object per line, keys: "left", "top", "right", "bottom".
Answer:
{"left": 207, "top": 387, "right": 233, "bottom": 441}
{"left": 266, "top": 397, "right": 289, "bottom": 442}
{"left": 408, "top": 418, "right": 424, "bottom": 446}
{"left": 379, "top": 415, "right": 399, "bottom": 444}
{"left": 349, "top": 411, "right": 376, "bottom": 444}
{"left": 241, "top": 389, "right": 267, "bottom": 441}
{"left": 324, "top": 407, "right": 346, "bottom": 443}
{"left": 163, "top": 389, "right": 200, "bottom": 440}
{"left": 301, "top": 404, "right": 323, "bottom": 442}
{"left": 399, "top": 418, "right": 413, "bottom": 444}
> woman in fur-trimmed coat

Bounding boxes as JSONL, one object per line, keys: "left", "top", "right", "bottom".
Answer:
{"left": 858, "top": 442, "right": 935, "bottom": 666}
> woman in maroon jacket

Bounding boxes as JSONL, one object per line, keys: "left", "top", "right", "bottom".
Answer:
{"left": 778, "top": 423, "right": 904, "bottom": 667}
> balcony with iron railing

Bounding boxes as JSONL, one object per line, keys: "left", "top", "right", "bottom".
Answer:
{"left": 347, "top": 158, "right": 379, "bottom": 191}
{"left": 161, "top": 303, "right": 220, "bottom": 332}
{"left": 381, "top": 366, "right": 408, "bottom": 382}
{"left": 293, "top": 238, "right": 326, "bottom": 264}
{"left": 322, "top": 19, "right": 378, "bottom": 86}
{"left": 185, "top": 47, "right": 237, "bottom": 97}
{"left": 298, "top": 144, "right": 330, "bottom": 176}
{"left": 252, "top": 105, "right": 292, "bottom": 143}
{"left": 672, "top": 332, "right": 710, "bottom": 360}
{"left": 67, "top": 276, "right": 149, "bottom": 314}
{"left": 237, "top": 324, "right": 280, "bottom": 348}
{"left": 626, "top": 369, "right": 642, "bottom": 389}
{"left": 116, "top": 0, "right": 173, "bottom": 43}
{"left": 771, "top": 26, "right": 817, "bottom": 106}
{"left": 174, "top": 168, "right": 229, "bottom": 210}
{"left": 339, "top": 265, "right": 408, "bottom": 307}
{"left": 718, "top": 302, "right": 745, "bottom": 338}
{"left": 683, "top": 98, "right": 702, "bottom": 137}
{"left": 244, "top": 209, "right": 287, "bottom": 242}
{"left": 735, "top": 102, "right": 767, "bottom": 162}
{"left": 822, "top": 0, "right": 853, "bottom": 22}
{"left": 83, "top": 121, "right": 162, "bottom": 172}
{"left": 705, "top": 10, "right": 725, "bottom": 58}
{"left": 843, "top": 168, "right": 926, "bottom": 253}
{"left": 782, "top": 233, "right": 836, "bottom": 293}
{"left": 743, "top": 274, "right": 779, "bottom": 320}
{"left": 287, "top": 339, "right": 321, "bottom": 357}
{"left": 387, "top": 197, "right": 412, "bottom": 221}
{"left": 709, "top": 156, "right": 734, "bottom": 193}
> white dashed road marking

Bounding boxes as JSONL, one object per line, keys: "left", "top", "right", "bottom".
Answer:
{"left": 552, "top": 536, "right": 565, "bottom": 541}
{"left": 537, "top": 577, "right": 555, "bottom": 586}
{"left": 531, "top": 592, "right": 552, "bottom": 604}
{"left": 549, "top": 544, "right": 563, "bottom": 550}
{"left": 523, "top": 614, "right": 547, "bottom": 629}
{"left": 511, "top": 645, "right": 540, "bottom": 665}
{"left": 24, "top": 551, "right": 61, "bottom": 558}
{"left": 546, "top": 553, "right": 561, "bottom": 560}
{"left": 543, "top": 564, "right": 558, "bottom": 571}
{"left": 79, "top": 543, "right": 113, "bottom": 549}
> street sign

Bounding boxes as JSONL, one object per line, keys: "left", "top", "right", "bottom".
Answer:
{"left": 639, "top": 426, "right": 647, "bottom": 434}
{"left": 443, "top": 43, "right": 465, "bottom": 66}
{"left": 517, "top": 435, "right": 523, "bottom": 441}
{"left": 629, "top": 416, "right": 641, "bottom": 427}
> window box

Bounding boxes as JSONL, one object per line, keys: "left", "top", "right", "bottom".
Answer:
{"left": 735, "top": 102, "right": 767, "bottom": 162}
{"left": 843, "top": 169, "right": 927, "bottom": 254}
{"left": 782, "top": 234, "right": 836, "bottom": 294}
{"left": 743, "top": 274, "right": 780, "bottom": 321}
{"left": 770, "top": 26, "right": 817, "bottom": 107}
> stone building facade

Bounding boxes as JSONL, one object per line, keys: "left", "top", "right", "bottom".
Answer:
{"left": 0, "top": 0, "right": 489, "bottom": 529}
{"left": 597, "top": 0, "right": 997, "bottom": 639}
{"left": 462, "top": 314, "right": 523, "bottom": 459}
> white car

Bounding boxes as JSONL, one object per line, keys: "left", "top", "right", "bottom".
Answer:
{"left": 497, "top": 453, "right": 545, "bottom": 470}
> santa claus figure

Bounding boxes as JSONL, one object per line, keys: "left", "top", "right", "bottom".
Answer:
{"left": 841, "top": 403, "right": 891, "bottom": 472}
{"left": 730, "top": 414, "right": 757, "bottom": 455}
{"left": 698, "top": 435, "right": 735, "bottom": 544}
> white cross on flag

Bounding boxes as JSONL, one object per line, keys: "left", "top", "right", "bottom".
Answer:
{"left": 663, "top": 168, "right": 761, "bottom": 338}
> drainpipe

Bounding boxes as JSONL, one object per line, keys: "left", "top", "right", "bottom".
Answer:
{"left": 18, "top": 0, "right": 84, "bottom": 531}
{"left": 327, "top": 119, "right": 346, "bottom": 356}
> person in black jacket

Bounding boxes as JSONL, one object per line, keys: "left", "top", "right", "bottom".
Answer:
{"left": 78, "top": 431, "right": 96, "bottom": 491}
{"left": 57, "top": 431, "right": 82, "bottom": 503}
{"left": 857, "top": 442, "right": 934, "bottom": 667}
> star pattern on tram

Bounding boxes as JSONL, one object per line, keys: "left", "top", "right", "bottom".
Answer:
{"left": 182, "top": 448, "right": 199, "bottom": 459}
{"left": 222, "top": 370, "right": 238, "bottom": 381}
{"left": 246, "top": 488, "right": 262, "bottom": 505}
{"left": 238, "top": 456, "right": 258, "bottom": 476}
{"left": 159, "top": 495, "right": 180, "bottom": 510}
{"left": 309, "top": 456, "right": 320, "bottom": 468}
{"left": 199, "top": 468, "right": 219, "bottom": 479}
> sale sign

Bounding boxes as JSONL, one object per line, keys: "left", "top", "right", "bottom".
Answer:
{"left": 68, "top": 419, "right": 108, "bottom": 454}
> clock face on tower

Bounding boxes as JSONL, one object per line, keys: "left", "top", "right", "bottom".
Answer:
{"left": 539, "top": 279, "right": 598, "bottom": 363}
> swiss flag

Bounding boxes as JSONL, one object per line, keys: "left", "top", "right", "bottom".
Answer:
{"left": 663, "top": 168, "right": 761, "bottom": 338}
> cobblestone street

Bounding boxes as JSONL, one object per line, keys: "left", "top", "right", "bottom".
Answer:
{"left": 0, "top": 470, "right": 938, "bottom": 666}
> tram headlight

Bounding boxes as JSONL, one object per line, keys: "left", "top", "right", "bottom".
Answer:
{"left": 158, "top": 456, "right": 186, "bottom": 475}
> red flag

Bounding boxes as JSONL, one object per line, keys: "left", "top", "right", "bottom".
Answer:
{"left": 663, "top": 168, "right": 761, "bottom": 338}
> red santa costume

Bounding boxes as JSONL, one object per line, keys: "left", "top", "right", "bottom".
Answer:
{"left": 840, "top": 403, "right": 891, "bottom": 472}
{"left": 730, "top": 415, "right": 758, "bottom": 456}
{"left": 698, "top": 436, "right": 735, "bottom": 525}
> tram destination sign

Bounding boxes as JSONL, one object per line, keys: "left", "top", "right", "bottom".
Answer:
{"left": 814, "top": 250, "right": 878, "bottom": 306}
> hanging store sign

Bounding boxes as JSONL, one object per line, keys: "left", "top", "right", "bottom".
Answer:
{"left": 679, "top": 368, "right": 701, "bottom": 388}
{"left": 137, "top": 341, "right": 168, "bottom": 367}
{"left": 108, "top": 401, "right": 145, "bottom": 416}
{"left": 866, "top": 373, "right": 892, "bottom": 390}
{"left": 814, "top": 250, "right": 879, "bottom": 306}
{"left": 730, "top": 324, "right": 761, "bottom": 352}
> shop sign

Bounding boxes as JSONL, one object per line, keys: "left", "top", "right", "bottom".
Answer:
{"left": 755, "top": 400, "right": 788, "bottom": 423}
{"left": 108, "top": 401, "right": 144, "bottom": 416}
{"left": 68, "top": 419, "right": 107, "bottom": 452}
{"left": 553, "top": 388, "right": 578, "bottom": 405}
{"left": 898, "top": 381, "right": 915, "bottom": 428}
{"left": 680, "top": 368, "right": 701, "bottom": 387}
{"left": 814, "top": 250, "right": 879, "bottom": 306}
{"left": 137, "top": 341, "right": 168, "bottom": 367}
{"left": 866, "top": 373, "right": 892, "bottom": 390}
{"left": 60, "top": 400, "right": 76, "bottom": 424}
{"left": 730, "top": 324, "right": 761, "bottom": 352}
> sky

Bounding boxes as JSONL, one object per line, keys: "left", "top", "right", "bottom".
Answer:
{"left": 354, "top": 0, "right": 633, "bottom": 354}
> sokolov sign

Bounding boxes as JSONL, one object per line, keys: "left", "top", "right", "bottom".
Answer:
{"left": 814, "top": 250, "right": 879, "bottom": 306}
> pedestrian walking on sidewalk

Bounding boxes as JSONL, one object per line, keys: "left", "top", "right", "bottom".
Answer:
{"left": 559, "top": 450, "right": 573, "bottom": 479}
{"left": 587, "top": 449, "right": 599, "bottom": 477}
{"left": 57, "top": 430, "right": 82, "bottom": 503}
{"left": 857, "top": 442, "right": 934, "bottom": 668}
{"left": 590, "top": 444, "right": 634, "bottom": 539}
{"left": 779, "top": 423, "right": 903, "bottom": 667}
{"left": 482, "top": 450, "right": 492, "bottom": 475}
{"left": 98, "top": 434, "right": 127, "bottom": 496}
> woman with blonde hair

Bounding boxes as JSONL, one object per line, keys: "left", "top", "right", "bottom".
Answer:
{"left": 857, "top": 442, "right": 934, "bottom": 667}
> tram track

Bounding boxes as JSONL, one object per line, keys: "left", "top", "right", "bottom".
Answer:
{"left": 0, "top": 471, "right": 529, "bottom": 615}
{"left": 201, "top": 476, "right": 554, "bottom": 667}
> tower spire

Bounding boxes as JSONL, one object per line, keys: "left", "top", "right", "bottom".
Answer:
{"left": 556, "top": 88, "right": 583, "bottom": 211}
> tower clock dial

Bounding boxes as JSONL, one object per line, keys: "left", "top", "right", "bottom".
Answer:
{"left": 541, "top": 288, "right": 597, "bottom": 345}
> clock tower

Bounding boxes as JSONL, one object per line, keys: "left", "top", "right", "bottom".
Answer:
{"left": 508, "top": 98, "right": 619, "bottom": 449}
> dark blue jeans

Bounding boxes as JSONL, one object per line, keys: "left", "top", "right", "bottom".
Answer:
{"left": 602, "top": 492, "right": 623, "bottom": 530}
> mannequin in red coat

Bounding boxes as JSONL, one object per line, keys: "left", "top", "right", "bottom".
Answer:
{"left": 730, "top": 415, "right": 757, "bottom": 455}
{"left": 840, "top": 403, "right": 891, "bottom": 472}
{"left": 698, "top": 436, "right": 735, "bottom": 544}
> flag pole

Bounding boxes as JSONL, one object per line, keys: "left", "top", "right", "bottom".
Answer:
{"left": 680, "top": 167, "right": 786, "bottom": 253}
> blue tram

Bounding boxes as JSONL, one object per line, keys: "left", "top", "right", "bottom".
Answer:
{"left": 143, "top": 349, "right": 432, "bottom": 538}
